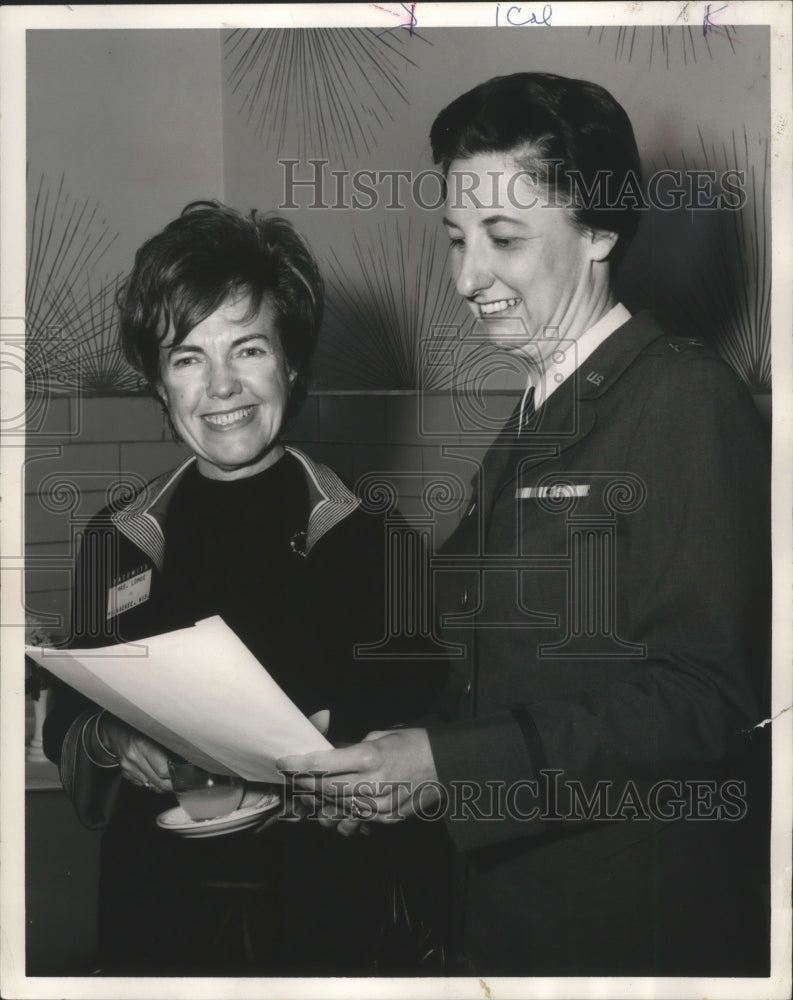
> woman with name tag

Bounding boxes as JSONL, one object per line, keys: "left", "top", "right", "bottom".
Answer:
{"left": 43, "top": 201, "right": 447, "bottom": 975}
{"left": 279, "top": 73, "right": 772, "bottom": 977}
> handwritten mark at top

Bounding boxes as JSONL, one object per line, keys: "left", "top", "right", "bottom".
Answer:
{"left": 372, "top": 2, "right": 418, "bottom": 37}
{"left": 496, "top": 3, "right": 553, "bottom": 27}
{"left": 702, "top": 3, "right": 729, "bottom": 38}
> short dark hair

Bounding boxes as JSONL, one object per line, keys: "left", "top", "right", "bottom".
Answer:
{"left": 118, "top": 200, "right": 324, "bottom": 419}
{"left": 430, "top": 73, "right": 642, "bottom": 261}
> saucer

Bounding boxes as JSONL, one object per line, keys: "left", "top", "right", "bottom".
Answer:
{"left": 157, "top": 788, "right": 281, "bottom": 838}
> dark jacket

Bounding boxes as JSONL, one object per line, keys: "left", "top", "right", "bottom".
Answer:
{"left": 427, "top": 312, "right": 771, "bottom": 976}
{"left": 44, "top": 446, "right": 446, "bottom": 975}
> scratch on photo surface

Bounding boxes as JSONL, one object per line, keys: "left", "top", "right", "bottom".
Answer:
{"left": 479, "top": 978, "right": 492, "bottom": 999}
{"left": 750, "top": 703, "right": 792, "bottom": 730}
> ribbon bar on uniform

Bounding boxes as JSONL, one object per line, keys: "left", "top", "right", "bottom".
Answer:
{"left": 515, "top": 485, "right": 591, "bottom": 499}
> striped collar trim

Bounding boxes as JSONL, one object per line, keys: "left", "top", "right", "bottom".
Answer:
{"left": 283, "top": 446, "right": 360, "bottom": 553}
{"left": 110, "top": 447, "right": 360, "bottom": 570}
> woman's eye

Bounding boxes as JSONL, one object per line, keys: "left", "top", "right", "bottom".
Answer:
{"left": 491, "top": 237, "right": 517, "bottom": 249}
{"left": 172, "top": 355, "right": 199, "bottom": 368}
{"left": 238, "top": 346, "right": 266, "bottom": 358}
{"left": 448, "top": 237, "right": 465, "bottom": 251}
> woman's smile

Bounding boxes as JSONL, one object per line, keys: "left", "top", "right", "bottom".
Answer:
{"left": 476, "top": 296, "right": 522, "bottom": 317}
{"left": 202, "top": 405, "right": 257, "bottom": 430}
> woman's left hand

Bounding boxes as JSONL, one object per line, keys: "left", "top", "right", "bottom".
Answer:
{"left": 277, "top": 728, "right": 442, "bottom": 837}
{"left": 97, "top": 714, "right": 172, "bottom": 792}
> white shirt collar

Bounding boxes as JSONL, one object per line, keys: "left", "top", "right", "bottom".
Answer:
{"left": 519, "top": 303, "right": 631, "bottom": 426}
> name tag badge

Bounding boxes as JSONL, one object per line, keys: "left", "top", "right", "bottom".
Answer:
{"left": 515, "top": 485, "right": 591, "bottom": 500}
{"left": 107, "top": 568, "right": 152, "bottom": 619}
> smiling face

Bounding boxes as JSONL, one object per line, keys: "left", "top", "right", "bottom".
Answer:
{"left": 443, "top": 152, "right": 617, "bottom": 355}
{"left": 158, "top": 294, "right": 295, "bottom": 480}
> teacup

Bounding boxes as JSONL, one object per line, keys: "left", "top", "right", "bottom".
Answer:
{"left": 167, "top": 757, "right": 245, "bottom": 821}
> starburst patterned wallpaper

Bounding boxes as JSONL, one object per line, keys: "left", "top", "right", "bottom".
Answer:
{"left": 223, "top": 28, "right": 425, "bottom": 167}
{"left": 27, "top": 25, "right": 771, "bottom": 394}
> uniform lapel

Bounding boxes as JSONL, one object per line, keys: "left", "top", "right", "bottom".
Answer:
{"left": 478, "top": 399, "right": 524, "bottom": 510}
{"left": 487, "top": 384, "right": 596, "bottom": 512}
{"left": 486, "top": 312, "right": 666, "bottom": 513}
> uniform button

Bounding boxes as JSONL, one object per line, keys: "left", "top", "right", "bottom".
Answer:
{"left": 460, "top": 588, "right": 469, "bottom": 609}
{"left": 464, "top": 681, "right": 472, "bottom": 696}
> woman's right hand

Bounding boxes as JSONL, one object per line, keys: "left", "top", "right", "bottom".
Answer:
{"left": 96, "top": 714, "right": 172, "bottom": 793}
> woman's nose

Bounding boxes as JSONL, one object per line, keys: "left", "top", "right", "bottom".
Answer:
{"left": 454, "top": 249, "right": 493, "bottom": 299}
{"left": 206, "top": 362, "right": 241, "bottom": 399}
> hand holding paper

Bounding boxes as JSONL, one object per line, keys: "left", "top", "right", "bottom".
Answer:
{"left": 26, "top": 615, "right": 332, "bottom": 783}
{"left": 97, "top": 714, "right": 172, "bottom": 792}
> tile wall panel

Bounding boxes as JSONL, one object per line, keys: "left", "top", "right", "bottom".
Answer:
{"left": 24, "top": 393, "right": 473, "bottom": 618}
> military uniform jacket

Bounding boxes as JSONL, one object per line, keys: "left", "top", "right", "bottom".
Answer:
{"left": 427, "top": 312, "right": 771, "bottom": 976}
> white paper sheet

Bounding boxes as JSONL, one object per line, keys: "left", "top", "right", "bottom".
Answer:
{"left": 25, "top": 615, "right": 331, "bottom": 782}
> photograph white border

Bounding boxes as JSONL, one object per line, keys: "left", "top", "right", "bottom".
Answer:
{"left": 2, "top": 3, "right": 791, "bottom": 998}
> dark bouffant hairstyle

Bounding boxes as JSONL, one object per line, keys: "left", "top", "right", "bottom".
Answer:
{"left": 430, "top": 73, "right": 643, "bottom": 261}
{"left": 118, "top": 200, "right": 324, "bottom": 420}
